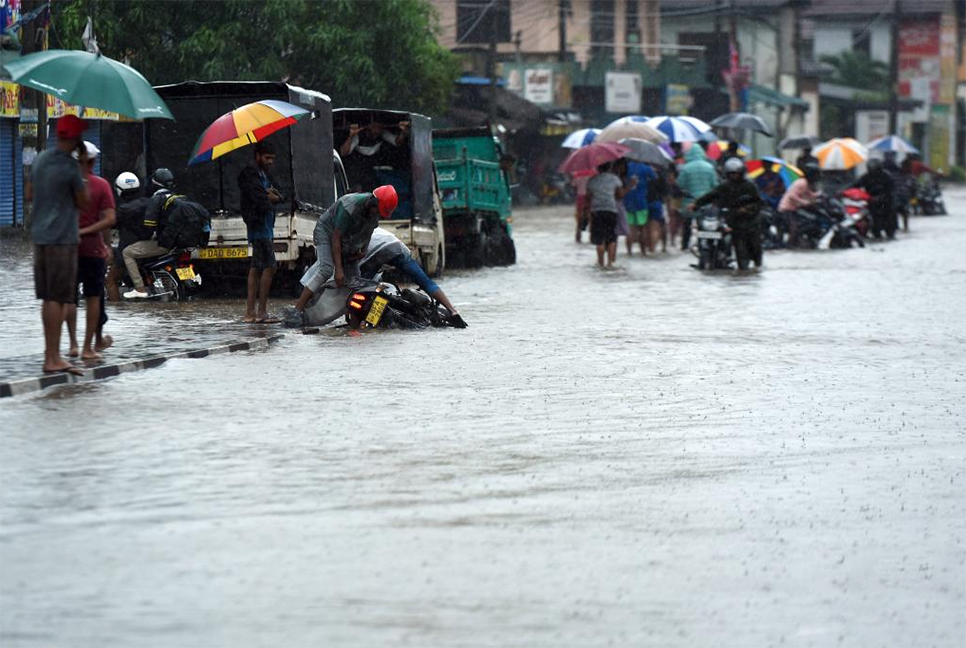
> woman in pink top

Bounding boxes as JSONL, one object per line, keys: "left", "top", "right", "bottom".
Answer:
{"left": 779, "top": 165, "right": 821, "bottom": 247}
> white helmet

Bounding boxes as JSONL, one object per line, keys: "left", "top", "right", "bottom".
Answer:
{"left": 724, "top": 157, "right": 745, "bottom": 175}
{"left": 114, "top": 171, "right": 141, "bottom": 197}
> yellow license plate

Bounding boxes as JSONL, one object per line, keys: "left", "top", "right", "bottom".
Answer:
{"left": 365, "top": 296, "right": 389, "bottom": 326}
{"left": 175, "top": 267, "right": 196, "bottom": 280}
{"left": 198, "top": 247, "right": 249, "bottom": 259}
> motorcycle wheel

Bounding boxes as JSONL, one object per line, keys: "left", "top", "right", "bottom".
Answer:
{"left": 698, "top": 248, "right": 709, "bottom": 270}
{"left": 464, "top": 231, "right": 487, "bottom": 268}
{"left": 152, "top": 270, "right": 181, "bottom": 302}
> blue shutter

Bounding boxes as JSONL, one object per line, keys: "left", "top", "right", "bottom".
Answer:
{"left": 0, "top": 120, "right": 14, "bottom": 226}
{"left": 14, "top": 123, "right": 23, "bottom": 225}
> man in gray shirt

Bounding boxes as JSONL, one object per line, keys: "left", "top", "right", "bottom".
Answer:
{"left": 586, "top": 162, "right": 636, "bottom": 268}
{"left": 26, "top": 114, "right": 90, "bottom": 375}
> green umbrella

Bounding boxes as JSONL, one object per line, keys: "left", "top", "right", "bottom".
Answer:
{"left": 2, "top": 49, "right": 173, "bottom": 120}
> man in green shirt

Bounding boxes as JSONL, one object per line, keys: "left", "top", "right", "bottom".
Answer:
{"left": 293, "top": 185, "right": 398, "bottom": 313}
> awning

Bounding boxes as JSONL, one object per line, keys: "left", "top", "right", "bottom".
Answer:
{"left": 747, "top": 83, "right": 809, "bottom": 110}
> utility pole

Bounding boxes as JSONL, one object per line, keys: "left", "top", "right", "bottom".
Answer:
{"left": 558, "top": 0, "right": 568, "bottom": 63}
{"left": 19, "top": 0, "right": 47, "bottom": 231}
{"left": 888, "top": 0, "right": 901, "bottom": 134}
{"left": 487, "top": 2, "right": 498, "bottom": 126}
{"left": 728, "top": 0, "right": 740, "bottom": 112}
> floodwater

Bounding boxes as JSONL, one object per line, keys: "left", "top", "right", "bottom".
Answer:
{"left": 1, "top": 194, "right": 965, "bottom": 647}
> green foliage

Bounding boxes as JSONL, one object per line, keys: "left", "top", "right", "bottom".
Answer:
{"left": 948, "top": 165, "right": 965, "bottom": 183}
{"left": 52, "top": 0, "right": 460, "bottom": 115}
{"left": 819, "top": 51, "right": 890, "bottom": 91}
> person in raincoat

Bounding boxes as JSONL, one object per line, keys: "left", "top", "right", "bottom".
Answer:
{"left": 675, "top": 144, "right": 718, "bottom": 251}
{"left": 293, "top": 186, "right": 398, "bottom": 313}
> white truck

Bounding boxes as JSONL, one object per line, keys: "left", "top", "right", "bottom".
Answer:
{"left": 141, "top": 82, "right": 443, "bottom": 294}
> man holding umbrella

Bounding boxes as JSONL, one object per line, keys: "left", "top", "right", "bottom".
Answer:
{"left": 26, "top": 114, "right": 90, "bottom": 375}
{"left": 238, "top": 141, "right": 284, "bottom": 323}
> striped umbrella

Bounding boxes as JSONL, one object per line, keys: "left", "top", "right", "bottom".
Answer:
{"left": 867, "top": 135, "right": 919, "bottom": 154}
{"left": 814, "top": 138, "right": 868, "bottom": 170}
{"left": 746, "top": 157, "right": 803, "bottom": 189}
{"left": 561, "top": 128, "right": 601, "bottom": 149}
{"left": 189, "top": 99, "right": 310, "bottom": 165}
{"left": 643, "top": 115, "right": 711, "bottom": 142}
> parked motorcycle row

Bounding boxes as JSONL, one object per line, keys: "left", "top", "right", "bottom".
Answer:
{"left": 691, "top": 179, "right": 947, "bottom": 271}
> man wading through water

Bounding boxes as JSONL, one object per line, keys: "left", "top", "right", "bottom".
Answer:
{"left": 238, "top": 141, "right": 284, "bottom": 323}
{"left": 26, "top": 114, "right": 90, "bottom": 376}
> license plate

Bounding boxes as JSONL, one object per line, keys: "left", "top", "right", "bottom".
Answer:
{"left": 365, "top": 296, "right": 388, "bottom": 326}
{"left": 198, "top": 247, "right": 249, "bottom": 259}
{"left": 175, "top": 266, "right": 196, "bottom": 280}
{"left": 697, "top": 231, "right": 722, "bottom": 240}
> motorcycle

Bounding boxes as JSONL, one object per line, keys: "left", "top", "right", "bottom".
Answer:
{"left": 792, "top": 196, "right": 864, "bottom": 250}
{"left": 285, "top": 277, "right": 458, "bottom": 330}
{"left": 119, "top": 248, "right": 203, "bottom": 302}
{"left": 690, "top": 205, "right": 734, "bottom": 270}
{"left": 915, "top": 177, "right": 947, "bottom": 215}
{"left": 839, "top": 188, "right": 871, "bottom": 239}
{"left": 758, "top": 205, "right": 785, "bottom": 250}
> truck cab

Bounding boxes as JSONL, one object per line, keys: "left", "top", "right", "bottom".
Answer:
{"left": 432, "top": 126, "right": 515, "bottom": 267}
{"left": 333, "top": 108, "right": 444, "bottom": 276}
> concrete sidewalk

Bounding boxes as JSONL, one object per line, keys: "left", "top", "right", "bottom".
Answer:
{"left": 0, "top": 333, "right": 285, "bottom": 398}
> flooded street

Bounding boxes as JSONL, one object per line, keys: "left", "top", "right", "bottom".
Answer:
{"left": 1, "top": 193, "right": 964, "bottom": 646}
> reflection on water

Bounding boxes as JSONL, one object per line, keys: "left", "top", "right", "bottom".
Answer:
{"left": 1, "top": 198, "right": 965, "bottom": 647}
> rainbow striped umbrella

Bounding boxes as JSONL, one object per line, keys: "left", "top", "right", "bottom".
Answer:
{"left": 814, "top": 138, "right": 868, "bottom": 170}
{"left": 188, "top": 99, "right": 309, "bottom": 165}
{"left": 746, "top": 157, "right": 803, "bottom": 189}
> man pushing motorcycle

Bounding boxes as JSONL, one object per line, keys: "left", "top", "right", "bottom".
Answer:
{"left": 690, "top": 157, "right": 764, "bottom": 271}
{"left": 293, "top": 186, "right": 399, "bottom": 315}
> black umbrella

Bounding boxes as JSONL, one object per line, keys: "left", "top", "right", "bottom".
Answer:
{"left": 778, "top": 135, "right": 821, "bottom": 150}
{"left": 709, "top": 112, "right": 774, "bottom": 137}
{"left": 618, "top": 138, "right": 673, "bottom": 166}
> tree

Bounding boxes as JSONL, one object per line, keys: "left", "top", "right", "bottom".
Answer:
{"left": 52, "top": 0, "right": 460, "bottom": 115}
{"left": 818, "top": 51, "right": 889, "bottom": 93}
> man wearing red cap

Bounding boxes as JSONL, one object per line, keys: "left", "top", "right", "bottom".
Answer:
{"left": 25, "top": 114, "right": 91, "bottom": 375}
{"left": 293, "top": 185, "right": 398, "bottom": 314}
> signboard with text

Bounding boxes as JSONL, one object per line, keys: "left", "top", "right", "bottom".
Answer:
{"left": 524, "top": 68, "right": 553, "bottom": 106}
{"left": 605, "top": 72, "right": 642, "bottom": 114}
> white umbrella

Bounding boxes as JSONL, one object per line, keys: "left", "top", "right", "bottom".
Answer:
{"left": 603, "top": 115, "right": 651, "bottom": 130}
{"left": 561, "top": 128, "right": 601, "bottom": 149}
{"left": 618, "top": 138, "right": 674, "bottom": 166}
{"left": 596, "top": 120, "right": 667, "bottom": 144}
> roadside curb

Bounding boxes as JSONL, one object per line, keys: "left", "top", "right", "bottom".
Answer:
{"left": 0, "top": 335, "right": 285, "bottom": 399}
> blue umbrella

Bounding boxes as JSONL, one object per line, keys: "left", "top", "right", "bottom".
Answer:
{"left": 643, "top": 116, "right": 710, "bottom": 142}
{"left": 561, "top": 128, "right": 601, "bottom": 149}
{"left": 867, "top": 135, "right": 919, "bottom": 154}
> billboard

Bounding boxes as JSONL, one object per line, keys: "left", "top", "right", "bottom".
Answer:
{"left": 605, "top": 72, "right": 642, "bottom": 114}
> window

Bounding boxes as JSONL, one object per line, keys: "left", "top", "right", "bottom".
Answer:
{"left": 625, "top": 0, "right": 640, "bottom": 55}
{"left": 852, "top": 28, "right": 870, "bottom": 58}
{"left": 456, "top": 0, "right": 512, "bottom": 44}
{"left": 590, "top": 0, "right": 615, "bottom": 59}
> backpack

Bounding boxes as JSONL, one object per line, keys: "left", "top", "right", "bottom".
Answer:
{"left": 157, "top": 194, "right": 211, "bottom": 249}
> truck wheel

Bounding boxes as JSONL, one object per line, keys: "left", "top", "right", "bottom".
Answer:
{"left": 432, "top": 244, "right": 444, "bottom": 277}
{"left": 466, "top": 231, "right": 486, "bottom": 268}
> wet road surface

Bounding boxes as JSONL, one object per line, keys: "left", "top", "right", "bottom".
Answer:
{"left": 1, "top": 192, "right": 965, "bottom": 647}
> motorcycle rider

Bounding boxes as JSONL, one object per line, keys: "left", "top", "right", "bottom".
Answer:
{"left": 359, "top": 228, "right": 466, "bottom": 328}
{"left": 777, "top": 163, "right": 822, "bottom": 248}
{"left": 106, "top": 172, "right": 149, "bottom": 301}
{"left": 676, "top": 144, "right": 718, "bottom": 251}
{"left": 122, "top": 168, "right": 175, "bottom": 298}
{"left": 852, "top": 158, "right": 896, "bottom": 239}
{"left": 691, "top": 157, "right": 764, "bottom": 271}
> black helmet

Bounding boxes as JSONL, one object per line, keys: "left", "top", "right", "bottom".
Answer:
{"left": 151, "top": 167, "right": 175, "bottom": 190}
{"left": 803, "top": 163, "right": 821, "bottom": 181}
{"left": 867, "top": 158, "right": 883, "bottom": 172}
